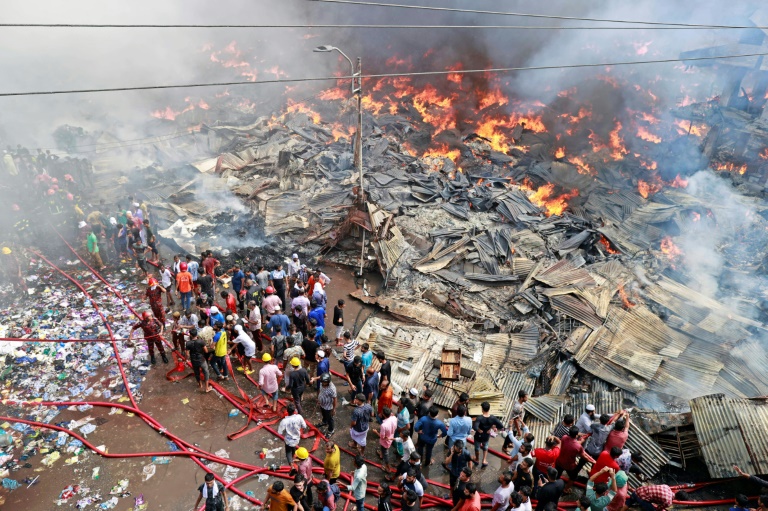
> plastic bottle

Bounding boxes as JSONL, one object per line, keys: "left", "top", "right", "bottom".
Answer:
{"left": 92, "top": 467, "right": 100, "bottom": 480}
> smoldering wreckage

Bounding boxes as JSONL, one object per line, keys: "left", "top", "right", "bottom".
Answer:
{"left": 6, "top": 31, "right": 768, "bottom": 501}
{"left": 125, "top": 55, "right": 768, "bottom": 486}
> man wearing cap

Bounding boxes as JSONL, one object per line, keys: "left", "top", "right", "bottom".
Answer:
{"left": 259, "top": 353, "right": 283, "bottom": 412}
{"left": 577, "top": 405, "right": 597, "bottom": 434}
{"left": 262, "top": 287, "right": 283, "bottom": 320}
{"left": 606, "top": 470, "right": 629, "bottom": 511}
{"left": 131, "top": 311, "right": 167, "bottom": 365}
{"left": 294, "top": 446, "right": 313, "bottom": 482}
{"left": 208, "top": 306, "right": 225, "bottom": 327}
{"left": 312, "top": 350, "right": 331, "bottom": 390}
{"left": 145, "top": 277, "right": 168, "bottom": 325}
{"left": 312, "top": 372, "right": 337, "bottom": 434}
{"left": 278, "top": 403, "right": 307, "bottom": 464}
{"left": 284, "top": 357, "right": 311, "bottom": 415}
{"left": 288, "top": 253, "right": 301, "bottom": 286}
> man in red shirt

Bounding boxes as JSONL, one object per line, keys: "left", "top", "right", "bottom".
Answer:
{"left": 604, "top": 412, "right": 630, "bottom": 451}
{"left": 556, "top": 426, "right": 595, "bottom": 492}
{"left": 589, "top": 446, "right": 622, "bottom": 483}
{"left": 453, "top": 482, "right": 481, "bottom": 511}
{"left": 202, "top": 252, "right": 220, "bottom": 291}
{"left": 219, "top": 290, "right": 237, "bottom": 315}
{"left": 532, "top": 435, "right": 561, "bottom": 482}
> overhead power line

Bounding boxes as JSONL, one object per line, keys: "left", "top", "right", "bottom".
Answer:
{"left": 0, "top": 51, "right": 765, "bottom": 98}
{"left": 310, "top": 0, "right": 767, "bottom": 30}
{"left": 0, "top": 22, "right": 748, "bottom": 30}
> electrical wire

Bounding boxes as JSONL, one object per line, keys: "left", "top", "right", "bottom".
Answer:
{"left": 1, "top": 51, "right": 766, "bottom": 97}
{"left": 310, "top": 0, "right": 768, "bottom": 29}
{"left": 0, "top": 22, "right": 745, "bottom": 30}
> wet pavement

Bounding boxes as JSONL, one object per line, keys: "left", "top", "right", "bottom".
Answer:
{"left": 0, "top": 260, "right": 510, "bottom": 511}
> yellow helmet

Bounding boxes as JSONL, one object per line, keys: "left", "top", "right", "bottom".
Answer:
{"left": 1, "top": 247, "right": 10, "bottom": 255}
{"left": 262, "top": 353, "right": 272, "bottom": 362}
{"left": 295, "top": 447, "right": 309, "bottom": 460}
{"left": 290, "top": 357, "right": 301, "bottom": 367}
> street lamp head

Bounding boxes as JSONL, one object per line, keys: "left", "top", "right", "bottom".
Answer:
{"left": 314, "top": 45, "right": 336, "bottom": 53}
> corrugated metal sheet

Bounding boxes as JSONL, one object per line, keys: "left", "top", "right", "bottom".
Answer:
{"left": 526, "top": 395, "right": 565, "bottom": 423}
{"left": 535, "top": 259, "right": 596, "bottom": 288}
{"left": 549, "top": 360, "right": 578, "bottom": 395}
{"left": 484, "top": 324, "right": 539, "bottom": 362}
{"left": 550, "top": 295, "right": 604, "bottom": 329}
{"left": 690, "top": 394, "right": 768, "bottom": 478}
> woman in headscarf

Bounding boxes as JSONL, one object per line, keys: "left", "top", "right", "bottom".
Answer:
{"left": 312, "top": 282, "right": 327, "bottom": 309}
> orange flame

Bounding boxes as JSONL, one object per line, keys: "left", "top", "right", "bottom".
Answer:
{"left": 674, "top": 119, "right": 707, "bottom": 137}
{"left": 318, "top": 87, "right": 347, "bottom": 101}
{"left": 286, "top": 99, "right": 322, "bottom": 124}
{"left": 669, "top": 174, "right": 688, "bottom": 188}
{"left": 422, "top": 144, "right": 461, "bottom": 163}
{"left": 636, "top": 127, "right": 661, "bottom": 144}
{"left": 599, "top": 235, "right": 620, "bottom": 254}
{"left": 609, "top": 121, "right": 629, "bottom": 160}
{"left": 554, "top": 147, "right": 566, "bottom": 159}
{"left": 522, "top": 182, "right": 578, "bottom": 217}
{"left": 714, "top": 162, "right": 747, "bottom": 175}
{"left": 618, "top": 285, "right": 636, "bottom": 308}
{"left": 568, "top": 155, "right": 596, "bottom": 176}
{"left": 660, "top": 236, "right": 683, "bottom": 268}
{"left": 760, "top": 148, "right": 768, "bottom": 160}
{"left": 638, "top": 179, "right": 662, "bottom": 199}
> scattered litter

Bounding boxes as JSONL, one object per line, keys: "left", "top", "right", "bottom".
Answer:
{"left": 2, "top": 478, "right": 19, "bottom": 490}
{"left": 151, "top": 456, "right": 172, "bottom": 464}
{"left": 142, "top": 463, "right": 156, "bottom": 481}
{"left": 181, "top": 398, "right": 189, "bottom": 405}
{"left": 109, "top": 479, "right": 129, "bottom": 495}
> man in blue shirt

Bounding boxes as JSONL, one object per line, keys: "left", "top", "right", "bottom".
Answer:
{"left": 227, "top": 264, "right": 246, "bottom": 312}
{"left": 414, "top": 406, "right": 447, "bottom": 467}
{"left": 186, "top": 254, "right": 200, "bottom": 293}
{"left": 266, "top": 306, "right": 292, "bottom": 337}
{"left": 309, "top": 300, "right": 326, "bottom": 330}
{"left": 447, "top": 405, "right": 473, "bottom": 448}
{"left": 208, "top": 306, "right": 225, "bottom": 327}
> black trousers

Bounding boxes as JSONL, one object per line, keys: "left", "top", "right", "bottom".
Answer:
{"left": 417, "top": 439, "right": 436, "bottom": 466}
{"left": 321, "top": 407, "right": 335, "bottom": 432}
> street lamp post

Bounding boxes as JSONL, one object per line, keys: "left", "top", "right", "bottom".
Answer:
{"left": 313, "top": 45, "right": 363, "bottom": 203}
{"left": 315, "top": 45, "right": 366, "bottom": 277}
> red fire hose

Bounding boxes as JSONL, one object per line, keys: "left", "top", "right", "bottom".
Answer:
{"left": 22, "top": 234, "right": 750, "bottom": 509}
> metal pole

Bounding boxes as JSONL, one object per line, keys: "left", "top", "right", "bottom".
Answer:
{"left": 355, "top": 57, "right": 366, "bottom": 277}
{"left": 355, "top": 57, "right": 363, "bottom": 203}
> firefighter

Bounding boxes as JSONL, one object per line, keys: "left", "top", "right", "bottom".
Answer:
{"left": 131, "top": 311, "right": 168, "bottom": 365}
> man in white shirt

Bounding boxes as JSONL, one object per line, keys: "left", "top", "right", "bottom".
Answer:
{"left": 491, "top": 472, "right": 515, "bottom": 511}
{"left": 277, "top": 402, "right": 307, "bottom": 464}
{"left": 576, "top": 404, "right": 596, "bottom": 434}
{"left": 288, "top": 253, "right": 301, "bottom": 285}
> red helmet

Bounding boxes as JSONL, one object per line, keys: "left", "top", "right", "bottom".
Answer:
{"left": 64, "top": 174, "right": 73, "bottom": 181}
{"left": 266, "top": 286, "right": 275, "bottom": 294}
{"left": 51, "top": 184, "right": 59, "bottom": 192}
{"left": 50, "top": 177, "right": 59, "bottom": 184}
{"left": 180, "top": 262, "right": 188, "bottom": 271}
{"left": 141, "top": 311, "right": 152, "bottom": 320}
{"left": 46, "top": 188, "right": 55, "bottom": 196}
{"left": 66, "top": 193, "right": 74, "bottom": 201}
{"left": 148, "top": 278, "right": 158, "bottom": 286}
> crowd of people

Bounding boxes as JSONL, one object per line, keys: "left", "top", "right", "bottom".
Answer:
{"left": 47, "top": 191, "right": 762, "bottom": 511}
{"left": 138, "top": 259, "right": 705, "bottom": 511}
